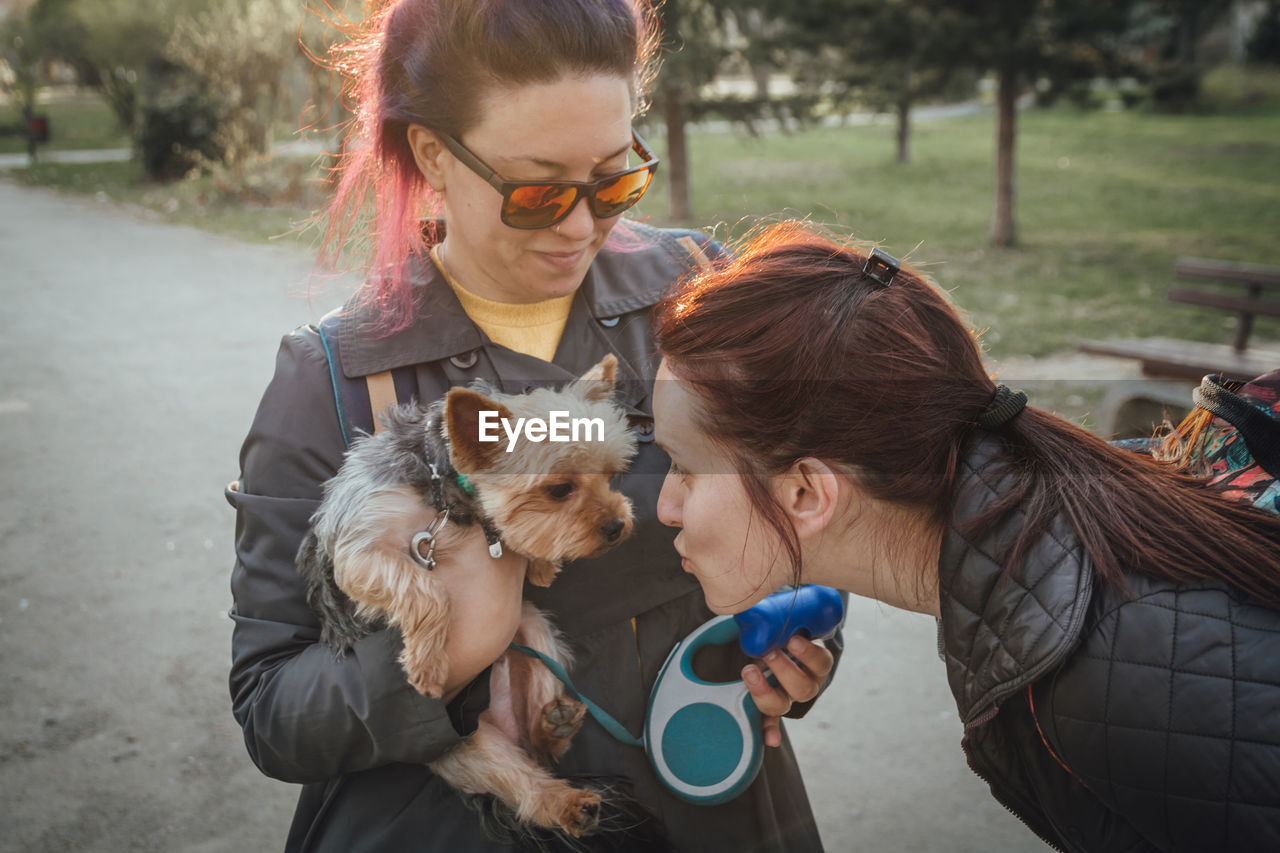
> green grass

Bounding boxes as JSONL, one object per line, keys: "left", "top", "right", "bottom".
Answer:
{"left": 8, "top": 100, "right": 1280, "bottom": 363}
{"left": 7, "top": 159, "right": 138, "bottom": 191}
{"left": 0, "top": 92, "right": 131, "bottom": 154}
{"left": 637, "top": 107, "right": 1280, "bottom": 358}
{"left": 6, "top": 158, "right": 323, "bottom": 243}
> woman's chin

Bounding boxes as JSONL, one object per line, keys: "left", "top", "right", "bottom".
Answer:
{"left": 704, "top": 600, "right": 736, "bottom": 616}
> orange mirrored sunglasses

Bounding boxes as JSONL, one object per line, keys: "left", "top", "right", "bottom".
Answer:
{"left": 436, "top": 130, "right": 659, "bottom": 230}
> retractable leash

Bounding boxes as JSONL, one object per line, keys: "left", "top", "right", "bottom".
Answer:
{"left": 510, "top": 585, "right": 844, "bottom": 806}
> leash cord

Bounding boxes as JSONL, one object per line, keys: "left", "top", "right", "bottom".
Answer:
{"left": 507, "top": 643, "right": 644, "bottom": 748}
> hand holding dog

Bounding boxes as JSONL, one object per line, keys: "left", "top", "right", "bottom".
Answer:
{"left": 742, "top": 636, "right": 834, "bottom": 748}
{"left": 428, "top": 520, "right": 530, "bottom": 703}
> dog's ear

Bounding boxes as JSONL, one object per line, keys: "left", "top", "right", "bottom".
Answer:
{"left": 573, "top": 354, "right": 618, "bottom": 403}
{"left": 445, "top": 387, "right": 512, "bottom": 473}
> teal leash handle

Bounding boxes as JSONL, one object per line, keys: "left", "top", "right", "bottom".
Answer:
{"left": 507, "top": 643, "right": 644, "bottom": 748}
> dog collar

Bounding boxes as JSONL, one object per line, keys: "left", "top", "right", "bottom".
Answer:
{"left": 454, "top": 473, "right": 477, "bottom": 498}
{"left": 449, "top": 473, "right": 502, "bottom": 556}
{"left": 420, "top": 417, "right": 504, "bottom": 559}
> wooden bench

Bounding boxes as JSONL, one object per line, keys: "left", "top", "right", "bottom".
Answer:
{"left": 1078, "top": 257, "right": 1280, "bottom": 435}
{"left": 1079, "top": 257, "right": 1280, "bottom": 382}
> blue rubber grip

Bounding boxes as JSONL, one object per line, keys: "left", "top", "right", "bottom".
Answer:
{"left": 733, "top": 586, "right": 844, "bottom": 658}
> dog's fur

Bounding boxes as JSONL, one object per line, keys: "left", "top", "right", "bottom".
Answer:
{"left": 296, "top": 355, "right": 636, "bottom": 837}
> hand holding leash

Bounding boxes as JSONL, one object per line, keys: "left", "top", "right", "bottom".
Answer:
{"left": 736, "top": 585, "right": 843, "bottom": 747}
{"left": 742, "top": 636, "right": 834, "bottom": 748}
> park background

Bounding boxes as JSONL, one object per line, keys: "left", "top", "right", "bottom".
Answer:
{"left": 1, "top": 1, "right": 1278, "bottom": 851}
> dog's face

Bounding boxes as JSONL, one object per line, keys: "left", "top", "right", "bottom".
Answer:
{"left": 444, "top": 355, "right": 636, "bottom": 564}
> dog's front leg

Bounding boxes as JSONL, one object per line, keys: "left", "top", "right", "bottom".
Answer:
{"left": 337, "top": 542, "right": 451, "bottom": 697}
{"left": 331, "top": 487, "right": 452, "bottom": 697}
{"left": 507, "top": 605, "right": 585, "bottom": 763}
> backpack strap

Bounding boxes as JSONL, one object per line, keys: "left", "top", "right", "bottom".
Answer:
{"left": 676, "top": 234, "right": 713, "bottom": 269}
{"left": 316, "top": 312, "right": 416, "bottom": 449}
{"left": 364, "top": 371, "right": 398, "bottom": 436}
{"left": 1194, "top": 373, "right": 1280, "bottom": 479}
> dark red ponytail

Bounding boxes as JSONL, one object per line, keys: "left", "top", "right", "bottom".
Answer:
{"left": 655, "top": 222, "right": 1280, "bottom": 604}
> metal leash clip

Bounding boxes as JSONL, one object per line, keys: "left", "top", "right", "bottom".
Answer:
{"left": 411, "top": 506, "right": 452, "bottom": 571}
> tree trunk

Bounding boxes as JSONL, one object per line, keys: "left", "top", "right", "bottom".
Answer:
{"left": 990, "top": 69, "right": 1017, "bottom": 247}
{"left": 895, "top": 95, "right": 911, "bottom": 165}
{"left": 1177, "top": 15, "right": 1197, "bottom": 65}
{"left": 662, "top": 85, "right": 692, "bottom": 223}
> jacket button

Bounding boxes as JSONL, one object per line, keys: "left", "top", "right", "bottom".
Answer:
{"left": 450, "top": 351, "right": 478, "bottom": 369}
{"left": 634, "top": 420, "right": 655, "bottom": 443}
{"left": 599, "top": 316, "right": 620, "bottom": 328}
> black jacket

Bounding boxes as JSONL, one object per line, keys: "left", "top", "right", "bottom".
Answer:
{"left": 940, "top": 436, "right": 1280, "bottom": 852}
{"left": 227, "top": 224, "right": 831, "bottom": 852}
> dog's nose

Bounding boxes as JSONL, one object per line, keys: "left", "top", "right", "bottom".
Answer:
{"left": 601, "top": 518, "right": 626, "bottom": 542}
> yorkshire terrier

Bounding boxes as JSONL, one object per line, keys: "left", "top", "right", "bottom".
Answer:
{"left": 296, "top": 355, "right": 636, "bottom": 837}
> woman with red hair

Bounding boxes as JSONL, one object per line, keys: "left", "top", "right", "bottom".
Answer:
{"left": 653, "top": 221, "right": 1280, "bottom": 852}
{"left": 228, "top": 3, "right": 829, "bottom": 850}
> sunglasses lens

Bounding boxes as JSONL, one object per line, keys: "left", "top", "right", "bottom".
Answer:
{"left": 499, "top": 162, "right": 655, "bottom": 229}
{"left": 504, "top": 184, "right": 578, "bottom": 229}
{"left": 591, "top": 168, "right": 653, "bottom": 218}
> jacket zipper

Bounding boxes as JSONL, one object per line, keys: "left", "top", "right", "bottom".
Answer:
{"left": 961, "top": 704, "right": 1070, "bottom": 853}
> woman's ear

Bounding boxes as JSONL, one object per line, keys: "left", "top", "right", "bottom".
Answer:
{"left": 407, "top": 124, "right": 447, "bottom": 190}
{"left": 778, "top": 458, "right": 841, "bottom": 539}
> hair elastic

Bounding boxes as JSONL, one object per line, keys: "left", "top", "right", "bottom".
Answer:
{"left": 977, "top": 385, "right": 1028, "bottom": 429}
{"left": 863, "top": 247, "right": 900, "bottom": 288}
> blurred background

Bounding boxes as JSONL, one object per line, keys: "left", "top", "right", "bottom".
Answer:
{"left": 1, "top": 0, "right": 1277, "bottom": 850}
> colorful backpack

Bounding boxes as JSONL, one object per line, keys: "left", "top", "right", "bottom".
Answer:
{"left": 1161, "top": 369, "right": 1280, "bottom": 515}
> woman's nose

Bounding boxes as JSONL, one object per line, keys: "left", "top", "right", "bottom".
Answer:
{"left": 553, "top": 191, "right": 597, "bottom": 241}
{"left": 656, "top": 473, "right": 681, "bottom": 528}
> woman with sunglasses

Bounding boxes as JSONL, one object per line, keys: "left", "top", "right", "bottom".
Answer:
{"left": 651, "top": 222, "right": 1280, "bottom": 853}
{"left": 226, "top": 2, "right": 832, "bottom": 850}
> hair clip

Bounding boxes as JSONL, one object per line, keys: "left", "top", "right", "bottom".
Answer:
{"left": 863, "top": 247, "right": 900, "bottom": 288}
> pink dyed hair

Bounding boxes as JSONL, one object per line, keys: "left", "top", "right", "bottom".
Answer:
{"left": 317, "top": 0, "right": 660, "bottom": 333}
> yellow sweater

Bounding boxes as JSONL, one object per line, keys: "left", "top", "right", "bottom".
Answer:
{"left": 431, "top": 245, "right": 573, "bottom": 362}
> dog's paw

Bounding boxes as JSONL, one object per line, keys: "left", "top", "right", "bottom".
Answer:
{"left": 532, "top": 696, "right": 586, "bottom": 762}
{"left": 540, "top": 696, "right": 587, "bottom": 740}
{"left": 557, "top": 789, "right": 601, "bottom": 837}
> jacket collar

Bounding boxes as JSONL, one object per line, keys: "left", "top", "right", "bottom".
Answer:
{"left": 937, "top": 435, "right": 1094, "bottom": 723}
{"left": 336, "top": 221, "right": 690, "bottom": 378}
